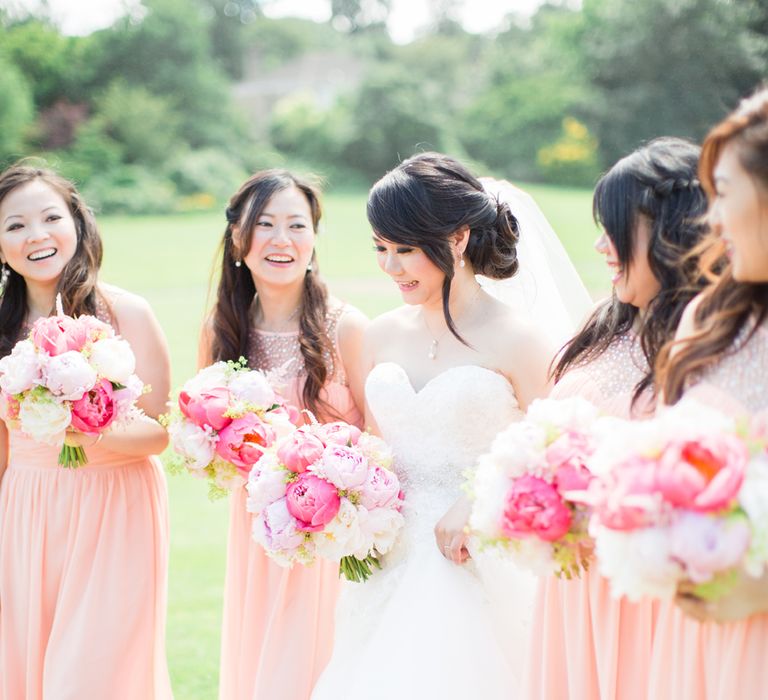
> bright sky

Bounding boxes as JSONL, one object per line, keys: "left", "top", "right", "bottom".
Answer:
{"left": 5, "top": 0, "right": 566, "bottom": 43}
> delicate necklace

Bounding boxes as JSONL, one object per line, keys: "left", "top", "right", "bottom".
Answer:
{"left": 423, "top": 285, "right": 482, "bottom": 360}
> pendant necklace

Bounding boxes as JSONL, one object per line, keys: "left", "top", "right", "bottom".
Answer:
{"left": 423, "top": 285, "right": 482, "bottom": 361}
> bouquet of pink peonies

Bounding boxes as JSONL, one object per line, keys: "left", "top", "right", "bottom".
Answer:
{"left": 164, "top": 359, "right": 297, "bottom": 498}
{"left": 0, "top": 305, "right": 145, "bottom": 467}
{"left": 468, "top": 397, "right": 600, "bottom": 577}
{"left": 579, "top": 400, "right": 768, "bottom": 602}
{"left": 246, "top": 419, "right": 405, "bottom": 582}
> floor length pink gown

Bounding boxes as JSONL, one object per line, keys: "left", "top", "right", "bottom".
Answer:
{"left": 218, "top": 305, "right": 363, "bottom": 700}
{"left": 0, "top": 438, "right": 172, "bottom": 700}
{"left": 523, "top": 333, "right": 660, "bottom": 700}
{"left": 648, "top": 322, "right": 768, "bottom": 699}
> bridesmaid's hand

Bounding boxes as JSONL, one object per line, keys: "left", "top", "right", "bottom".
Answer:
{"left": 435, "top": 496, "right": 472, "bottom": 565}
{"left": 676, "top": 569, "right": 768, "bottom": 623}
{"left": 63, "top": 429, "right": 102, "bottom": 449}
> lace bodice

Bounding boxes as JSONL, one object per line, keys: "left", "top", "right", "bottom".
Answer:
{"left": 687, "top": 322, "right": 768, "bottom": 415}
{"left": 366, "top": 363, "right": 524, "bottom": 517}
{"left": 248, "top": 304, "right": 349, "bottom": 386}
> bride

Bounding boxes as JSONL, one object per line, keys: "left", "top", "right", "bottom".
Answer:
{"left": 311, "top": 152, "right": 591, "bottom": 699}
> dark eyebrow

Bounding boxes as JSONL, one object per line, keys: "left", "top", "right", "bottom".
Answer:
{"left": 259, "top": 212, "right": 309, "bottom": 220}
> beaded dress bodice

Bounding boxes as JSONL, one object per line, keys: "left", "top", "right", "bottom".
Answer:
{"left": 247, "top": 304, "right": 348, "bottom": 386}
{"left": 551, "top": 332, "right": 651, "bottom": 419}
{"left": 686, "top": 321, "right": 768, "bottom": 415}
{"left": 246, "top": 304, "right": 361, "bottom": 428}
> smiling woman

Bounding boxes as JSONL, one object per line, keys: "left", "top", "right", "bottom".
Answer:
{"left": 201, "top": 169, "right": 368, "bottom": 700}
{"left": 0, "top": 162, "right": 173, "bottom": 700}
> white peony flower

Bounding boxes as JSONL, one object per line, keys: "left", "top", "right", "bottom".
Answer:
{"left": 168, "top": 420, "right": 216, "bottom": 470}
{"left": 18, "top": 393, "right": 71, "bottom": 446}
{"left": 527, "top": 396, "right": 600, "bottom": 434}
{"left": 246, "top": 452, "right": 288, "bottom": 514}
{"left": 486, "top": 420, "right": 547, "bottom": 478}
{"left": 43, "top": 350, "right": 98, "bottom": 401}
{"left": 314, "top": 499, "right": 367, "bottom": 560}
{"left": 0, "top": 339, "right": 43, "bottom": 394}
{"left": 182, "top": 362, "right": 229, "bottom": 395}
{"left": 227, "top": 370, "right": 274, "bottom": 407}
{"left": 88, "top": 337, "right": 136, "bottom": 384}
{"left": 593, "top": 524, "right": 681, "bottom": 602}
{"left": 361, "top": 506, "right": 405, "bottom": 556}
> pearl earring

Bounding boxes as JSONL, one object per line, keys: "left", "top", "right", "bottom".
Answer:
{"left": 234, "top": 260, "right": 242, "bottom": 268}
{"left": 459, "top": 253, "right": 465, "bottom": 268}
{"left": 0, "top": 263, "right": 8, "bottom": 298}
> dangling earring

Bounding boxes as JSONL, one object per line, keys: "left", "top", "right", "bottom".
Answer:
{"left": 459, "top": 252, "right": 466, "bottom": 268}
{"left": 0, "top": 263, "right": 9, "bottom": 298}
{"left": 234, "top": 259, "right": 242, "bottom": 268}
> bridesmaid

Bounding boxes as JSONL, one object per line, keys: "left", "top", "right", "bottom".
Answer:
{"left": 202, "top": 170, "right": 367, "bottom": 700}
{"left": 523, "top": 138, "right": 710, "bottom": 699}
{"left": 0, "top": 164, "right": 173, "bottom": 698}
{"left": 651, "top": 88, "right": 768, "bottom": 698}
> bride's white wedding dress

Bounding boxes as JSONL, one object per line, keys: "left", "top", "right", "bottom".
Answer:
{"left": 312, "top": 362, "right": 537, "bottom": 700}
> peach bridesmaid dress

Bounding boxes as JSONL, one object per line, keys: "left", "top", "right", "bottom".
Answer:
{"left": 648, "top": 322, "right": 768, "bottom": 699}
{"left": 0, "top": 437, "right": 172, "bottom": 699}
{"left": 523, "top": 332, "right": 660, "bottom": 700}
{"left": 218, "top": 304, "right": 363, "bottom": 700}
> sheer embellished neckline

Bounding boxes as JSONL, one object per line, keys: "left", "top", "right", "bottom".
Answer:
{"left": 252, "top": 327, "right": 299, "bottom": 337}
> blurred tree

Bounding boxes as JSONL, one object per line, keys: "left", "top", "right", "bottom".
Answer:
{"left": 330, "top": 0, "right": 392, "bottom": 33}
{"left": 205, "top": 0, "right": 263, "bottom": 78}
{"left": 90, "top": 81, "right": 182, "bottom": 166}
{"left": 0, "top": 52, "right": 34, "bottom": 165}
{"left": 580, "top": 0, "right": 768, "bottom": 166}
{"left": 459, "top": 4, "right": 587, "bottom": 181}
{"left": 89, "top": 0, "right": 244, "bottom": 150}
{"left": 1, "top": 19, "right": 96, "bottom": 108}
{"left": 338, "top": 65, "right": 448, "bottom": 179}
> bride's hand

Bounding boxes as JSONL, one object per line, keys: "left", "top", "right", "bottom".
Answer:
{"left": 435, "top": 496, "right": 471, "bottom": 565}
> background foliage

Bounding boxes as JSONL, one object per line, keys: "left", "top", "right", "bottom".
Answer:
{"left": 1, "top": 0, "right": 766, "bottom": 213}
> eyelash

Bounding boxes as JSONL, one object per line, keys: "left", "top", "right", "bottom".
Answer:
{"left": 5, "top": 214, "right": 61, "bottom": 232}
{"left": 373, "top": 245, "right": 413, "bottom": 254}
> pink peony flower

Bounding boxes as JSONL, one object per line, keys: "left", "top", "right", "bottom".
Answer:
{"left": 179, "top": 387, "right": 232, "bottom": 431}
{"left": 70, "top": 378, "right": 116, "bottom": 435}
{"left": 31, "top": 315, "right": 109, "bottom": 356}
{"left": 215, "top": 414, "right": 275, "bottom": 473}
{"left": 276, "top": 427, "right": 325, "bottom": 473}
{"left": 358, "top": 466, "right": 401, "bottom": 510}
{"left": 657, "top": 436, "right": 747, "bottom": 513}
{"left": 546, "top": 430, "right": 593, "bottom": 471}
{"left": 317, "top": 444, "right": 369, "bottom": 489}
{"left": 286, "top": 472, "right": 341, "bottom": 532}
{"left": 587, "top": 455, "right": 663, "bottom": 531}
{"left": 316, "top": 421, "right": 362, "bottom": 446}
{"left": 669, "top": 511, "right": 751, "bottom": 583}
{"left": 501, "top": 474, "right": 572, "bottom": 542}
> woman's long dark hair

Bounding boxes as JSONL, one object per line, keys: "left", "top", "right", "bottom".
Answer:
{"left": 0, "top": 162, "right": 104, "bottom": 358}
{"left": 658, "top": 88, "right": 768, "bottom": 404}
{"left": 210, "top": 169, "right": 338, "bottom": 419}
{"left": 554, "top": 137, "right": 710, "bottom": 406}
{"left": 366, "top": 152, "right": 520, "bottom": 343}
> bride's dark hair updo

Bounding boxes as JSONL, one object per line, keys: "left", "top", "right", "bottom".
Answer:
{"left": 366, "top": 152, "right": 520, "bottom": 341}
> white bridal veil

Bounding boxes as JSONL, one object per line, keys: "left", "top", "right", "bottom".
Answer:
{"left": 479, "top": 178, "right": 593, "bottom": 347}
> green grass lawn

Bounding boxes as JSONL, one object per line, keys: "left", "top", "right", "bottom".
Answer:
{"left": 98, "top": 183, "right": 606, "bottom": 699}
